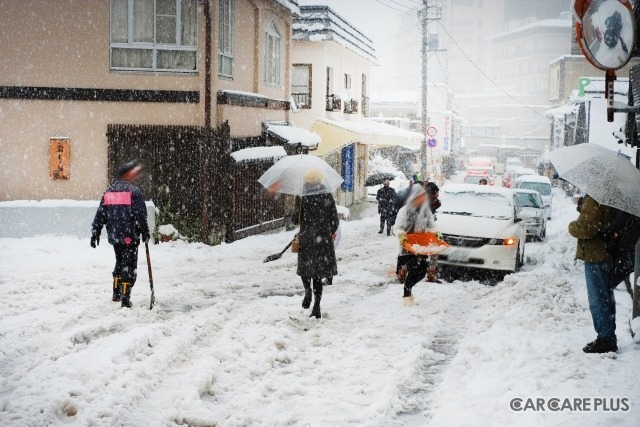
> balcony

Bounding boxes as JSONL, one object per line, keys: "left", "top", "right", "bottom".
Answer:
{"left": 344, "top": 99, "right": 358, "bottom": 114}
{"left": 292, "top": 93, "right": 311, "bottom": 109}
{"left": 326, "top": 94, "right": 341, "bottom": 112}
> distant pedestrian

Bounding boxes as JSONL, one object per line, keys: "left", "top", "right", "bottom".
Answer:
{"left": 292, "top": 169, "right": 340, "bottom": 319}
{"left": 479, "top": 178, "right": 488, "bottom": 185}
{"left": 91, "top": 161, "right": 150, "bottom": 308}
{"left": 424, "top": 182, "right": 441, "bottom": 215}
{"left": 568, "top": 194, "right": 617, "bottom": 353}
{"left": 376, "top": 179, "right": 396, "bottom": 236}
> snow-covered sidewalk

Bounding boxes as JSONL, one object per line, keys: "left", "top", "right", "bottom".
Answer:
{"left": 0, "top": 191, "right": 638, "bottom": 426}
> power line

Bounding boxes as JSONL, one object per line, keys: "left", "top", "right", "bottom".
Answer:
{"left": 434, "top": 20, "right": 551, "bottom": 121}
{"left": 374, "top": 0, "right": 418, "bottom": 16}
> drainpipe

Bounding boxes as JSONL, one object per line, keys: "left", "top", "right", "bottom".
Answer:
{"left": 204, "top": 0, "right": 212, "bottom": 128}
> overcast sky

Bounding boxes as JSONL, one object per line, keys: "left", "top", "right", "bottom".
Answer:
{"left": 297, "top": 0, "right": 419, "bottom": 50}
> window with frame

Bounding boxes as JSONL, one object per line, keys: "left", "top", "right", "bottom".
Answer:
{"left": 292, "top": 64, "right": 311, "bottom": 109}
{"left": 110, "top": 0, "right": 198, "bottom": 72}
{"left": 344, "top": 73, "right": 351, "bottom": 90}
{"left": 265, "top": 22, "right": 282, "bottom": 86}
{"left": 218, "top": 0, "right": 234, "bottom": 77}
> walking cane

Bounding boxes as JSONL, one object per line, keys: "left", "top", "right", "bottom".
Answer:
{"left": 145, "top": 241, "right": 155, "bottom": 310}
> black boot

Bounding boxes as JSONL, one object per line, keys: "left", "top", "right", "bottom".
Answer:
{"left": 583, "top": 337, "right": 617, "bottom": 353}
{"left": 121, "top": 282, "right": 133, "bottom": 308}
{"left": 302, "top": 287, "right": 312, "bottom": 309}
{"left": 378, "top": 219, "right": 384, "bottom": 234}
{"left": 403, "top": 285, "right": 412, "bottom": 298}
{"left": 387, "top": 227, "right": 391, "bottom": 236}
{"left": 310, "top": 279, "right": 323, "bottom": 318}
{"left": 112, "top": 276, "right": 121, "bottom": 302}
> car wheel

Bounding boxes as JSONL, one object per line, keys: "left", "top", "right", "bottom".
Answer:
{"left": 513, "top": 246, "right": 522, "bottom": 272}
{"left": 518, "top": 244, "right": 525, "bottom": 269}
{"left": 541, "top": 226, "right": 546, "bottom": 240}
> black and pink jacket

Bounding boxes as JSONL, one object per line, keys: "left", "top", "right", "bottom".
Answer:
{"left": 92, "top": 180, "right": 149, "bottom": 246}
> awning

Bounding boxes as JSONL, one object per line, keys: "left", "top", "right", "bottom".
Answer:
{"left": 263, "top": 121, "right": 321, "bottom": 150}
{"left": 230, "top": 146, "right": 287, "bottom": 164}
{"left": 310, "top": 117, "right": 424, "bottom": 156}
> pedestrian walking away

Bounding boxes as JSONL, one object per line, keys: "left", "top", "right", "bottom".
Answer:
{"left": 393, "top": 185, "right": 436, "bottom": 301}
{"left": 91, "top": 161, "right": 150, "bottom": 308}
{"left": 376, "top": 179, "right": 396, "bottom": 236}
{"left": 568, "top": 194, "right": 617, "bottom": 353}
{"left": 292, "top": 168, "right": 340, "bottom": 319}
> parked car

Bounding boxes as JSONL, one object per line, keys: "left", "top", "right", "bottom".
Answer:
{"left": 463, "top": 174, "right": 492, "bottom": 185}
{"left": 513, "top": 189, "right": 547, "bottom": 241}
{"left": 435, "top": 184, "right": 526, "bottom": 274}
{"left": 512, "top": 175, "right": 553, "bottom": 219}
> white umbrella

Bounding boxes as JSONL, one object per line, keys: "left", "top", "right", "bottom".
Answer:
{"left": 548, "top": 143, "right": 640, "bottom": 216}
{"left": 258, "top": 154, "right": 343, "bottom": 196}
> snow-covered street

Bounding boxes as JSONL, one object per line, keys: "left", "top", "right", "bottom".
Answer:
{"left": 1, "top": 190, "right": 638, "bottom": 427}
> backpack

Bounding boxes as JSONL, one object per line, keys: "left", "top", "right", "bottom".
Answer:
{"left": 602, "top": 207, "right": 640, "bottom": 258}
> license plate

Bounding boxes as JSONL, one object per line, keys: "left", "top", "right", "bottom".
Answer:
{"left": 447, "top": 248, "right": 471, "bottom": 263}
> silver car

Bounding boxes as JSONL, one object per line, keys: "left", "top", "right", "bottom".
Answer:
{"left": 514, "top": 189, "right": 547, "bottom": 241}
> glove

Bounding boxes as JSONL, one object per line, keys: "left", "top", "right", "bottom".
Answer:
{"left": 90, "top": 231, "right": 100, "bottom": 248}
{"left": 142, "top": 232, "right": 150, "bottom": 243}
{"left": 398, "top": 232, "right": 407, "bottom": 244}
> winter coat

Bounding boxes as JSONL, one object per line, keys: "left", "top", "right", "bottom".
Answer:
{"left": 376, "top": 186, "right": 397, "bottom": 217}
{"left": 92, "top": 180, "right": 149, "bottom": 246}
{"left": 393, "top": 186, "right": 435, "bottom": 254}
{"left": 292, "top": 186, "right": 340, "bottom": 278}
{"left": 568, "top": 195, "right": 613, "bottom": 262}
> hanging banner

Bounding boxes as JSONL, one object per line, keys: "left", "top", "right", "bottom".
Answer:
{"left": 341, "top": 144, "right": 355, "bottom": 192}
{"left": 553, "top": 116, "right": 565, "bottom": 149}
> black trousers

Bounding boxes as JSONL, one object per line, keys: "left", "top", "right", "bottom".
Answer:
{"left": 380, "top": 214, "right": 393, "bottom": 231}
{"left": 403, "top": 255, "right": 429, "bottom": 289}
{"left": 112, "top": 244, "right": 139, "bottom": 284}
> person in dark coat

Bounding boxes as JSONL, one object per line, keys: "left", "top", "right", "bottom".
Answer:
{"left": 568, "top": 194, "right": 616, "bottom": 353}
{"left": 376, "top": 179, "right": 396, "bottom": 235}
{"left": 424, "top": 181, "right": 441, "bottom": 215}
{"left": 292, "top": 169, "right": 340, "bottom": 319}
{"left": 91, "top": 161, "right": 150, "bottom": 308}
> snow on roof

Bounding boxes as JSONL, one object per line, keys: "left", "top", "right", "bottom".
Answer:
{"left": 220, "top": 89, "right": 269, "bottom": 99}
{"left": 293, "top": 5, "right": 377, "bottom": 64}
{"left": 545, "top": 103, "right": 579, "bottom": 117}
{"left": 490, "top": 18, "right": 572, "bottom": 41}
{"left": 273, "top": 0, "right": 300, "bottom": 16}
{"left": 441, "top": 183, "right": 516, "bottom": 198}
{"left": 230, "top": 146, "right": 287, "bottom": 163}
{"left": 514, "top": 175, "right": 551, "bottom": 184}
{"left": 265, "top": 122, "right": 321, "bottom": 148}
{"left": 316, "top": 117, "right": 424, "bottom": 143}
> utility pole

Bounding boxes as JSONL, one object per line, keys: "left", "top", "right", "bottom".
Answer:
{"left": 419, "top": 0, "right": 443, "bottom": 180}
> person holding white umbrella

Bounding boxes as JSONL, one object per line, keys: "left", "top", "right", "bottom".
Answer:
{"left": 291, "top": 168, "right": 340, "bottom": 319}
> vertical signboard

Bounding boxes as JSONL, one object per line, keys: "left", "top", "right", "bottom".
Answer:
{"left": 553, "top": 117, "right": 565, "bottom": 149}
{"left": 341, "top": 144, "right": 355, "bottom": 192}
{"left": 442, "top": 115, "right": 451, "bottom": 154}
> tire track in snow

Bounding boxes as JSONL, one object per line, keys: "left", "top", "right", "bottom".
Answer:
{"left": 387, "top": 286, "right": 472, "bottom": 426}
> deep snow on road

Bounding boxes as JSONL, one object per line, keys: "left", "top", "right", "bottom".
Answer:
{"left": 1, "top": 189, "right": 638, "bottom": 427}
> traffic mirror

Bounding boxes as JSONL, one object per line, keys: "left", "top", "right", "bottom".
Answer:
{"left": 573, "top": 0, "right": 636, "bottom": 70}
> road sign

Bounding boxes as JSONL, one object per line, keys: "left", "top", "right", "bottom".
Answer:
{"left": 427, "top": 138, "right": 437, "bottom": 148}
{"left": 426, "top": 126, "right": 437, "bottom": 137}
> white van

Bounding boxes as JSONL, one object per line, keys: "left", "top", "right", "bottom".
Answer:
{"left": 513, "top": 175, "right": 553, "bottom": 219}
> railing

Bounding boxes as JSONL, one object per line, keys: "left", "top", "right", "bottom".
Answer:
{"left": 361, "top": 96, "right": 369, "bottom": 117}
{"left": 292, "top": 93, "right": 311, "bottom": 109}
{"left": 344, "top": 99, "right": 358, "bottom": 114}
{"left": 326, "top": 94, "right": 341, "bottom": 112}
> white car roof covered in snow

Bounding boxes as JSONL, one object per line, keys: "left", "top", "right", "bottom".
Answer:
{"left": 441, "top": 183, "right": 515, "bottom": 198}
{"left": 514, "top": 175, "right": 551, "bottom": 184}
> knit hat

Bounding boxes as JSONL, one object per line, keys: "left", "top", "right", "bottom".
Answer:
{"left": 117, "top": 161, "right": 141, "bottom": 179}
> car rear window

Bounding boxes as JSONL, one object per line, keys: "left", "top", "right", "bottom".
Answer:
{"left": 518, "top": 182, "right": 551, "bottom": 195}
{"left": 516, "top": 192, "right": 542, "bottom": 208}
